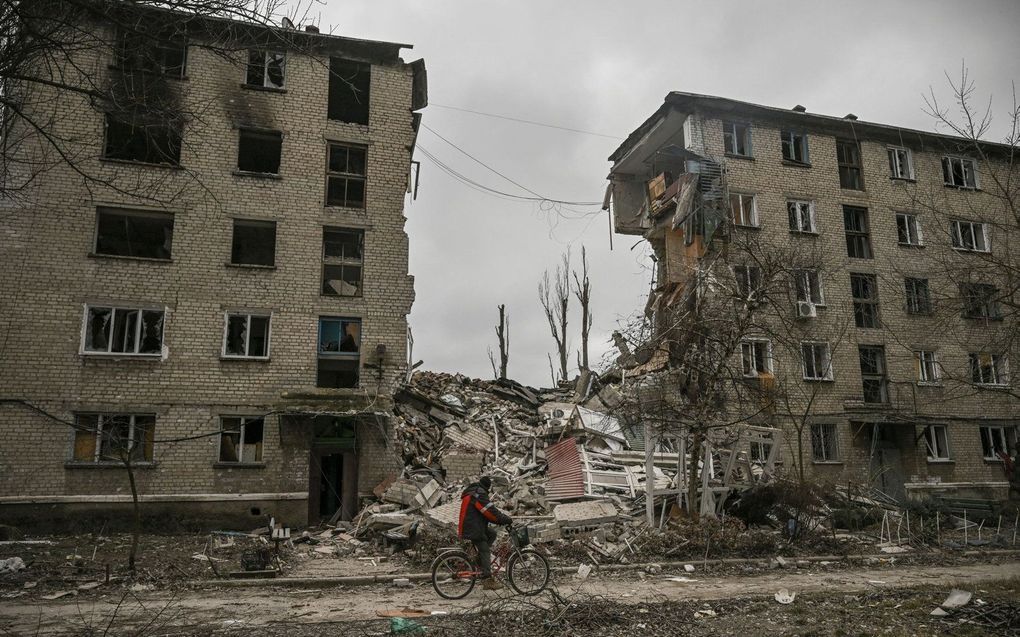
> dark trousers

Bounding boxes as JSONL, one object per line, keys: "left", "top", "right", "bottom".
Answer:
{"left": 472, "top": 527, "right": 498, "bottom": 578}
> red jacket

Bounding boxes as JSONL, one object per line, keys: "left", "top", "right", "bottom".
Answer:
{"left": 458, "top": 482, "right": 511, "bottom": 541}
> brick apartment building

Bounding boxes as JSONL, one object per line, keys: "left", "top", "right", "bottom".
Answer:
{"left": 0, "top": 4, "right": 427, "bottom": 528}
{"left": 608, "top": 92, "right": 1018, "bottom": 503}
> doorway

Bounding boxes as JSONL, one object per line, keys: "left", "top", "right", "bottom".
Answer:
{"left": 308, "top": 448, "right": 359, "bottom": 524}
{"left": 869, "top": 424, "right": 906, "bottom": 501}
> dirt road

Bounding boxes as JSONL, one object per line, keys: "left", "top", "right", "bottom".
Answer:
{"left": 1, "top": 560, "right": 1017, "bottom": 635}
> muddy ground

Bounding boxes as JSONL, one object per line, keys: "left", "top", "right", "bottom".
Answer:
{"left": 1, "top": 556, "right": 1017, "bottom": 635}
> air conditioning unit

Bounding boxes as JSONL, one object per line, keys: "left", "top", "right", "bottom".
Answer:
{"left": 795, "top": 301, "right": 817, "bottom": 319}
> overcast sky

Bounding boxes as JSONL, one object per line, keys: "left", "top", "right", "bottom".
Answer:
{"left": 315, "top": 0, "right": 1020, "bottom": 388}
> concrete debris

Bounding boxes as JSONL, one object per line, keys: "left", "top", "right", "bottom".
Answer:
{"left": 774, "top": 589, "right": 796, "bottom": 604}
{"left": 0, "top": 557, "right": 26, "bottom": 575}
{"left": 554, "top": 502, "right": 619, "bottom": 528}
{"left": 940, "top": 589, "right": 973, "bottom": 609}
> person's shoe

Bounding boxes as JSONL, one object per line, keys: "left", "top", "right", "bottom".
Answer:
{"left": 481, "top": 577, "right": 504, "bottom": 591}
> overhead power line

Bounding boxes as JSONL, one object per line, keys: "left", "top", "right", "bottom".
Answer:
{"left": 430, "top": 103, "right": 624, "bottom": 140}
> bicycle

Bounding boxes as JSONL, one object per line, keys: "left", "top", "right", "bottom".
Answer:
{"left": 430, "top": 524, "right": 551, "bottom": 599}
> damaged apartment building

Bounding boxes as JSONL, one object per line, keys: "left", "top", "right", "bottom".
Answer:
{"left": 0, "top": 3, "right": 427, "bottom": 528}
{"left": 607, "top": 92, "right": 1018, "bottom": 504}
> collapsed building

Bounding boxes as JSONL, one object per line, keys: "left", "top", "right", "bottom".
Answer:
{"left": 604, "top": 92, "right": 1019, "bottom": 505}
{"left": 0, "top": 2, "right": 427, "bottom": 528}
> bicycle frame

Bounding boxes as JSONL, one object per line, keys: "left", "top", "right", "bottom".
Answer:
{"left": 449, "top": 530, "right": 523, "bottom": 578}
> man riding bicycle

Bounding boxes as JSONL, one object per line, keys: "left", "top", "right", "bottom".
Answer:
{"left": 458, "top": 476, "right": 512, "bottom": 590}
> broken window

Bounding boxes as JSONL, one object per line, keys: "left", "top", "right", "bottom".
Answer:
{"left": 925, "top": 425, "right": 950, "bottom": 461}
{"left": 970, "top": 353, "right": 1008, "bottom": 386}
{"left": 322, "top": 227, "right": 364, "bottom": 296}
{"left": 83, "top": 306, "right": 164, "bottom": 356}
{"left": 104, "top": 114, "right": 181, "bottom": 165}
{"left": 237, "top": 129, "right": 282, "bottom": 174}
{"left": 117, "top": 29, "right": 186, "bottom": 77}
{"left": 749, "top": 440, "right": 771, "bottom": 463}
{"left": 793, "top": 269, "right": 824, "bottom": 305}
{"left": 326, "top": 144, "right": 367, "bottom": 208}
{"left": 722, "top": 121, "right": 751, "bottom": 157}
{"left": 942, "top": 156, "right": 978, "bottom": 188}
{"left": 904, "top": 278, "right": 932, "bottom": 315}
{"left": 328, "top": 58, "right": 371, "bottom": 124}
{"left": 780, "top": 130, "right": 809, "bottom": 163}
{"left": 980, "top": 425, "right": 1017, "bottom": 460}
{"left": 843, "top": 205, "right": 872, "bottom": 258}
{"left": 961, "top": 283, "right": 1001, "bottom": 320}
{"left": 950, "top": 220, "right": 990, "bottom": 252}
{"left": 810, "top": 423, "right": 839, "bottom": 462}
{"left": 801, "top": 342, "right": 833, "bottom": 380}
{"left": 916, "top": 350, "right": 940, "bottom": 384}
{"left": 887, "top": 146, "right": 914, "bottom": 180}
{"left": 245, "top": 50, "right": 286, "bottom": 88}
{"left": 219, "top": 416, "right": 264, "bottom": 463}
{"left": 729, "top": 193, "right": 757, "bottom": 227}
{"left": 850, "top": 273, "right": 880, "bottom": 328}
{"left": 95, "top": 207, "right": 174, "bottom": 260}
{"left": 836, "top": 139, "right": 863, "bottom": 190}
{"left": 858, "top": 345, "right": 888, "bottom": 403}
{"left": 732, "top": 264, "right": 762, "bottom": 301}
{"left": 72, "top": 414, "right": 154, "bottom": 463}
{"left": 895, "top": 213, "right": 922, "bottom": 246}
{"left": 740, "top": 339, "right": 772, "bottom": 377}
{"left": 223, "top": 313, "right": 271, "bottom": 359}
{"left": 230, "top": 219, "right": 276, "bottom": 266}
{"left": 787, "top": 200, "right": 816, "bottom": 233}
{"left": 317, "top": 317, "right": 361, "bottom": 388}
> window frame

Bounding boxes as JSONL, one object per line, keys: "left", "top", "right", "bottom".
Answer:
{"left": 979, "top": 425, "right": 1017, "bottom": 461}
{"left": 230, "top": 218, "right": 277, "bottom": 267}
{"left": 836, "top": 139, "right": 864, "bottom": 190}
{"left": 325, "top": 143, "right": 368, "bottom": 209}
{"left": 321, "top": 227, "right": 365, "bottom": 297}
{"left": 732, "top": 264, "right": 763, "bottom": 301}
{"left": 810, "top": 422, "right": 840, "bottom": 463}
{"left": 93, "top": 207, "right": 175, "bottom": 260}
{"left": 740, "top": 339, "right": 773, "bottom": 378}
{"left": 102, "top": 113, "right": 182, "bottom": 166}
{"left": 221, "top": 312, "right": 272, "bottom": 360}
{"left": 317, "top": 316, "right": 362, "bottom": 389}
{"left": 793, "top": 269, "right": 825, "bottom": 306}
{"left": 236, "top": 128, "right": 283, "bottom": 175}
{"left": 780, "top": 130, "right": 810, "bottom": 164}
{"left": 116, "top": 29, "right": 187, "bottom": 78}
{"left": 858, "top": 345, "right": 889, "bottom": 404}
{"left": 328, "top": 58, "right": 371, "bottom": 124}
{"left": 904, "top": 277, "right": 933, "bottom": 315}
{"left": 924, "top": 424, "right": 951, "bottom": 462}
{"left": 70, "top": 413, "right": 155, "bottom": 464}
{"left": 961, "top": 283, "right": 1001, "bottom": 320}
{"left": 729, "top": 192, "right": 758, "bottom": 228}
{"left": 81, "top": 304, "right": 165, "bottom": 357}
{"left": 850, "top": 272, "right": 880, "bottom": 329}
{"left": 895, "top": 212, "right": 923, "bottom": 247}
{"left": 916, "top": 350, "right": 941, "bottom": 385}
{"left": 942, "top": 155, "right": 979, "bottom": 189}
{"left": 843, "top": 205, "right": 873, "bottom": 259}
{"left": 722, "top": 120, "right": 752, "bottom": 157}
{"left": 887, "top": 146, "right": 914, "bottom": 180}
{"left": 801, "top": 341, "right": 834, "bottom": 381}
{"left": 950, "top": 220, "right": 990, "bottom": 252}
{"left": 970, "top": 353, "right": 1009, "bottom": 387}
{"left": 787, "top": 199, "right": 817, "bottom": 234}
{"left": 244, "top": 50, "right": 286, "bottom": 89}
{"left": 218, "top": 415, "right": 265, "bottom": 464}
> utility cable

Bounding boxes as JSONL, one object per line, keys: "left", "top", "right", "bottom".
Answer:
{"left": 429, "top": 103, "right": 624, "bottom": 140}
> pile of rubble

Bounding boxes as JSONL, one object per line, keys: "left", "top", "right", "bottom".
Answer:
{"left": 315, "top": 370, "right": 785, "bottom": 561}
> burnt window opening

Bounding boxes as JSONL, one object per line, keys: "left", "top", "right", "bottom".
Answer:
{"left": 95, "top": 207, "right": 174, "bottom": 260}
{"left": 117, "top": 29, "right": 186, "bottom": 77}
{"left": 317, "top": 317, "right": 360, "bottom": 388}
{"left": 104, "top": 114, "right": 181, "bottom": 165}
{"left": 219, "top": 416, "right": 264, "bottom": 463}
{"left": 326, "top": 144, "right": 366, "bottom": 208}
{"left": 322, "top": 227, "right": 364, "bottom": 297}
{"left": 223, "top": 313, "right": 271, "bottom": 358}
{"left": 246, "top": 50, "right": 286, "bottom": 89}
{"left": 231, "top": 219, "right": 276, "bottom": 266}
{"left": 858, "top": 345, "right": 888, "bottom": 403}
{"left": 836, "top": 139, "right": 864, "bottom": 190}
{"left": 84, "top": 305, "right": 164, "bottom": 356}
{"left": 328, "top": 58, "right": 371, "bottom": 124}
{"left": 850, "top": 273, "right": 880, "bottom": 328}
{"left": 73, "top": 414, "right": 155, "bottom": 463}
{"left": 237, "top": 129, "right": 282, "bottom": 174}
{"left": 843, "top": 205, "right": 872, "bottom": 259}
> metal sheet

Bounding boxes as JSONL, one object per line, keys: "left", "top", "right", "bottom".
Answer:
{"left": 545, "top": 438, "right": 586, "bottom": 501}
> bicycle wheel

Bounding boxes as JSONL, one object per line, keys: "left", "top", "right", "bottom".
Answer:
{"left": 431, "top": 551, "right": 477, "bottom": 599}
{"left": 506, "top": 548, "right": 550, "bottom": 596}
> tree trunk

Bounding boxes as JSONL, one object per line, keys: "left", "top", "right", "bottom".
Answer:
{"left": 125, "top": 457, "right": 141, "bottom": 572}
{"left": 686, "top": 430, "right": 704, "bottom": 517}
{"left": 496, "top": 304, "right": 509, "bottom": 380}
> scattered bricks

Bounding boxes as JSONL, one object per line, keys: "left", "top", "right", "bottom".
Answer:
{"left": 442, "top": 451, "right": 485, "bottom": 484}
{"left": 553, "top": 501, "right": 619, "bottom": 528}
{"left": 424, "top": 500, "right": 461, "bottom": 532}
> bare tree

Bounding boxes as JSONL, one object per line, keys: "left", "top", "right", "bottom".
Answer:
{"left": 573, "top": 246, "right": 593, "bottom": 371}
{"left": 539, "top": 251, "right": 571, "bottom": 382}
{"left": 487, "top": 303, "right": 510, "bottom": 380}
